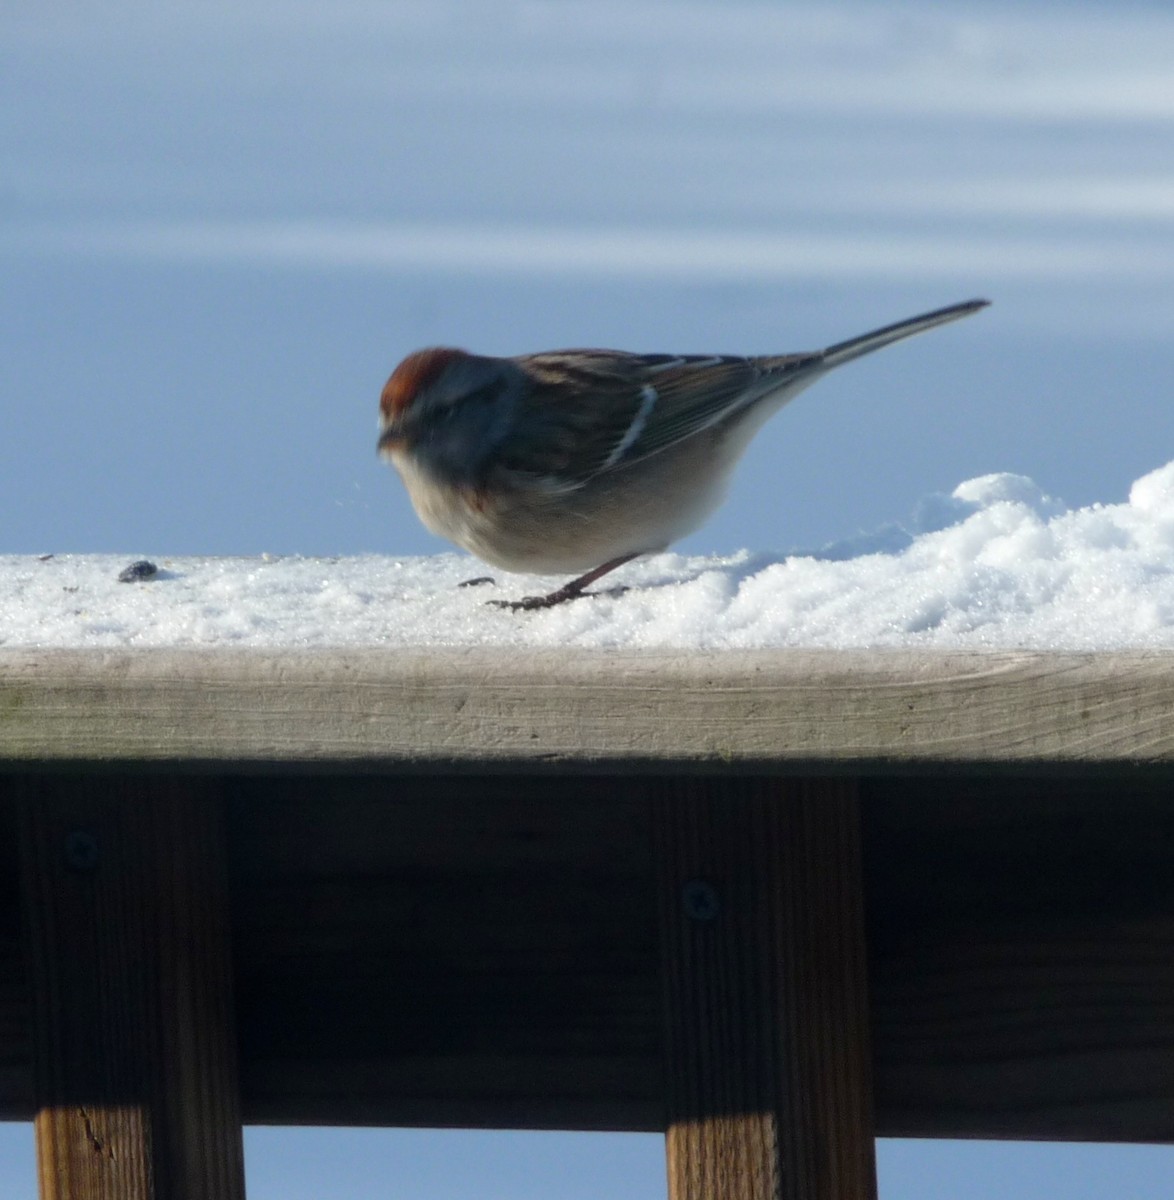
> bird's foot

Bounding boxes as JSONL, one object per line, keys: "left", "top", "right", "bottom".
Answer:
{"left": 458, "top": 575, "right": 496, "bottom": 588}
{"left": 487, "top": 584, "right": 629, "bottom": 611}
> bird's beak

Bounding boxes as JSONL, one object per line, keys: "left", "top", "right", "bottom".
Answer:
{"left": 377, "top": 424, "right": 404, "bottom": 458}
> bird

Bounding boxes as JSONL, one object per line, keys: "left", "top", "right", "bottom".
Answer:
{"left": 378, "top": 298, "right": 989, "bottom": 610}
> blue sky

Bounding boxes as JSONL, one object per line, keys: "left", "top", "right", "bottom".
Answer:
{"left": 4, "top": 0, "right": 1174, "bottom": 1195}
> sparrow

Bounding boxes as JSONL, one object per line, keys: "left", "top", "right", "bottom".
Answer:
{"left": 378, "top": 298, "right": 988, "bottom": 609}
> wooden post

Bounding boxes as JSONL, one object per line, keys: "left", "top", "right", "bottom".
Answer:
{"left": 16, "top": 775, "right": 246, "bottom": 1200}
{"left": 655, "top": 778, "right": 877, "bottom": 1200}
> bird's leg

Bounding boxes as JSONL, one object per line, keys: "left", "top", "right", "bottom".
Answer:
{"left": 487, "top": 554, "right": 638, "bottom": 611}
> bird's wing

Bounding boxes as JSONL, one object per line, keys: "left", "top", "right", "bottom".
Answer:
{"left": 499, "top": 350, "right": 817, "bottom": 490}
{"left": 495, "top": 301, "right": 989, "bottom": 492}
{"left": 615, "top": 352, "right": 820, "bottom": 463}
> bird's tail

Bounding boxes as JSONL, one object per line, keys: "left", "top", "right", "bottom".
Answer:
{"left": 820, "top": 298, "right": 989, "bottom": 370}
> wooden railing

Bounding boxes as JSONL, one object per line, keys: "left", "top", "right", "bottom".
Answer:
{"left": 3, "top": 648, "right": 1173, "bottom": 1199}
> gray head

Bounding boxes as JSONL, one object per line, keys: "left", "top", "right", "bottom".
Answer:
{"left": 378, "top": 347, "right": 521, "bottom": 486}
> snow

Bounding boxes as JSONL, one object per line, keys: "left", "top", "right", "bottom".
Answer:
{"left": 7, "top": 460, "right": 1174, "bottom": 651}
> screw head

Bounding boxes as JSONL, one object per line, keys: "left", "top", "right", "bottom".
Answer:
{"left": 64, "top": 831, "right": 100, "bottom": 872}
{"left": 682, "top": 879, "right": 720, "bottom": 921}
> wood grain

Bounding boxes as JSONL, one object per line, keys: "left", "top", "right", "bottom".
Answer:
{"left": 3, "top": 648, "right": 1174, "bottom": 767}
{"left": 655, "top": 779, "right": 876, "bottom": 1200}
{"left": 0, "top": 773, "right": 1172, "bottom": 1141}
{"left": 226, "top": 775, "right": 660, "bottom": 1131}
{"left": 862, "top": 774, "right": 1174, "bottom": 1140}
{"left": 16, "top": 776, "right": 245, "bottom": 1200}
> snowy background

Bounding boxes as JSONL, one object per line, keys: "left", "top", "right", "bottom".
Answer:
{"left": 4, "top": 0, "right": 1174, "bottom": 1196}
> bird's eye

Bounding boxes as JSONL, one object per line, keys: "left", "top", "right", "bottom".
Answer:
{"left": 462, "top": 383, "right": 502, "bottom": 407}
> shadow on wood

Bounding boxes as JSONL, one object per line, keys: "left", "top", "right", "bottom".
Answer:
{"left": 2, "top": 773, "right": 1173, "bottom": 1143}
{"left": 14, "top": 777, "right": 246, "bottom": 1200}
{"left": 654, "top": 778, "right": 876, "bottom": 1200}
